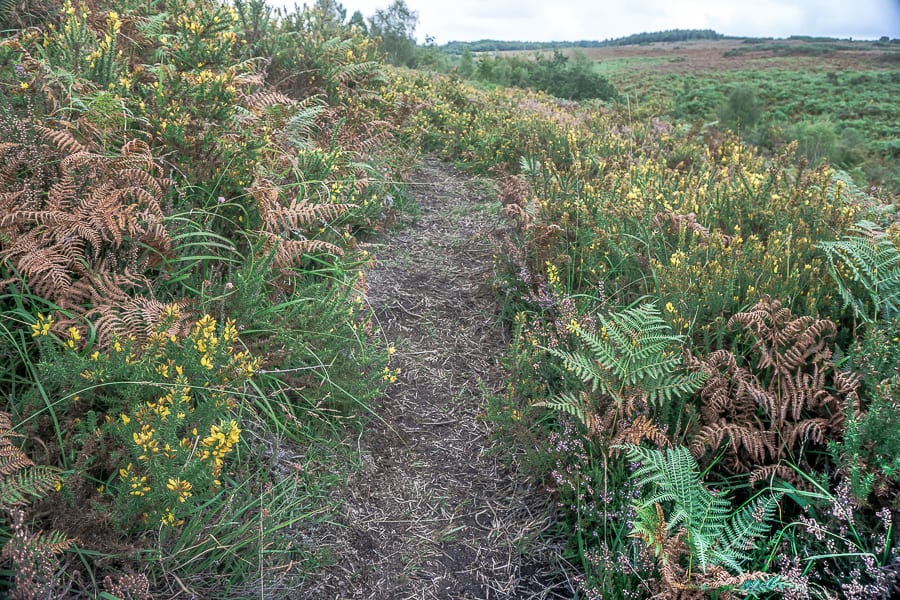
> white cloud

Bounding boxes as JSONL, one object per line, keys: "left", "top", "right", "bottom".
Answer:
{"left": 278, "top": 0, "right": 900, "bottom": 43}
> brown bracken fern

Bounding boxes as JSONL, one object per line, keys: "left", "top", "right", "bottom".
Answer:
{"left": 252, "top": 181, "right": 354, "bottom": 268}
{"left": 0, "top": 109, "right": 176, "bottom": 345}
{"left": 690, "top": 297, "right": 859, "bottom": 484}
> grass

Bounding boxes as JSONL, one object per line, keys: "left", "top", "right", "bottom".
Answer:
{"left": 2, "top": 2, "right": 899, "bottom": 597}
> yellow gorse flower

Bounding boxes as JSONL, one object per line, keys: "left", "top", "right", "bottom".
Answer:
{"left": 201, "top": 420, "right": 240, "bottom": 476}
{"left": 31, "top": 313, "right": 54, "bottom": 337}
{"left": 166, "top": 478, "right": 193, "bottom": 503}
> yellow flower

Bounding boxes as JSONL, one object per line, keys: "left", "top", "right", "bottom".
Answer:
{"left": 133, "top": 424, "right": 158, "bottom": 457}
{"left": 19, "top": 82, "right": 28, "bottom": 90}
{"left": 166, "top": 478, "right": 193, "bottom": 503}
{"left": 65, "top": 326, "right": 81, "bottom": 349}
{"left": 160, "top": 507, "right": 183, "bottom": 526}
{"left": 31, "top": 313, "right": 54, "bottom": 337}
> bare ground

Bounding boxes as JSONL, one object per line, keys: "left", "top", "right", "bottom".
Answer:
{"left": 296, "top": 159, "right": 568, "bottom": 599}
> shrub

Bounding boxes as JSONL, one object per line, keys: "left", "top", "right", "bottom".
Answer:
{"left": 718, "top": 84, "right": 761, "bottom": 132}
{"left": 791, "top": 119, "right": 839, "bottom": 165}
{"left": 23, "top": 308, "right": 258, "bottom": 531}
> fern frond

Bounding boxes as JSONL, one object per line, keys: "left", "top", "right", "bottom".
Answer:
{"left": 36, "top": 125, "right": 86, "bottom": 154}
{"left": 715, "top": 493, "right": 782, "bottom": 571}
{"left": 692, "top": 422, "right": 773, "bottom": 467}
{"left": 254, "top": 185, "right": 355, "bottom": 232}
{"left": 0, "top": 465, "right": 61, "bottom": 509}
{"left": 258, "top": 232, "right": 344, "bottom": 269}
{"left": 89, "top": 296, "right": 191, "bottom": 348}
{"left": 244, "top": 90, "right": 295, "bottom": 111}
{"left": 625, "top": 444, "right": 781, "bottom": 574}
{"left": 534, "top": 392, "right": 590, "bottom": 427}
{"left": 695, "top": 297, "right": 855, "bottom": 485}
{"left": 546, "top": 347, "right": 613, "bottom": 396}
{"left": 611, "top": 415, "right": 670, "bottom": 450}
{"left": 818, "top": 220, "right": 900, "bottom": 323}
{"left": 284, "top": 102, "right": 327, "bottom": 150}
{"left": 646, "top": 369, "right": 708, "bottom": 404}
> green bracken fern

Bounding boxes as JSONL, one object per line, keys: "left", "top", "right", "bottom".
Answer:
{"left": 0, "top": 412, "right": 61, "bottom": 510}
{"left": 818, "top": 220, "right": 900, "bottom": 323}
{"left": 625, "top": 444, "right": 791, "bottom": 595}
{"left": 538, "top": 303, "right": 706, "bottom": 432}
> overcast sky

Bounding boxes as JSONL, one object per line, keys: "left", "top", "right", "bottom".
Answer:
{"left": 278, "top": 0, "right": 900, "bottom": 44}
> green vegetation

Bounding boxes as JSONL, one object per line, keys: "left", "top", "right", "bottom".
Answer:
{"left": 392, "top": 46, "right": 899, "bottom": 595}
{"left": 634, "top": 67, "right": 900, "bottom": 191}
{"left": 0, "top": 0, "right": 408, "bottom": 595}
{"left": 473, "top": 50, "right": 619, "bottom": 101}
{"left": 2, "top": 1, "right": 899, "bottom": 598}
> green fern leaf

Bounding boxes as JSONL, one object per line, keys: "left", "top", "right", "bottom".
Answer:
{"left": 533, "top": 392, "right": 589, "bottom": 427}
{"left": 714, "top": 493, "right": 782, "bottom": 571}
{"left": 818, "top": 220, "right": 900, "bottom": 323}
{"left": 625, "top": 444, "right": 780, "bottom": 574}
{"left": 0, "top": 465, "right": 61, "bottom": 509}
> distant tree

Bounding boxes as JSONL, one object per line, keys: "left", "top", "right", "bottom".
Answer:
{"left": 368, "top": 0, "right": 418, "bottom": 67}
{"left": 458, "top": 48, "right": 475, "bottom": 78}
{"left": 475, "top": 55, "right": 494, "bottom": 80}
{"left": 718, "top": 85, "right": 761, "bottom": 133}
{"left": 348, "top": 9, "right": 367, "bottom": 34}
{"left": 468, "top": 50, "right": 617, "bottom": 101}
{"left": 314, "top": 0, "right": 346, "bottom": 25}
{"left": 415, "top": 35, "right": 449, "bottom": 72}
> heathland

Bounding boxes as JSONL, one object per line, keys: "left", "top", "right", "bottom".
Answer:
{"left": 1, "top": 2, "right": 899, "bottom": 598}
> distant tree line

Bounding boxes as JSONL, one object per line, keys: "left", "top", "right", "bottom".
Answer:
{"left": 441, "top": 29, "right": 724, "bottom": 55}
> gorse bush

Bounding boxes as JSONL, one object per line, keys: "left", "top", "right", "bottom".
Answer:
{"left": 25, "top": 307, "right": 257, "bottom": 531}
{"left": 0, "top": 0, "right": 410, "bottom": 594}
{"left": 394, "top": 59, "right": 898, "bottom": 597}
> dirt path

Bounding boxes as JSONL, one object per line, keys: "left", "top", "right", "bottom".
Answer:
{"left": 300, "top": 159, "right": 564, "bottom": 599}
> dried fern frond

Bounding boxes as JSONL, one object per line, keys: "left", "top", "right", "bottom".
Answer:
{"left": 611, "top": 415, "right": 671, "bottom": 453}
{"left": 0, "top": 122, "right": 172, "bottom": 332}
{"left": 251, "top": 183, "right": 353, "bottom": 268}
{"left": 256, "top": 191, "right": 355, "bottom": 233}
{"left": 651, "top": 210, "right": 710, "bottom": 243}
{"left": 243, "top": 90, "right": 295, "bottom": 112}
{"left": 2, "top": 509, "right": 75, "bottom": 599}
{"left": 692, "top": 297, "right": 857, "bottom": 485}
{"left": 88, "top": 296, "right": 192, "bottom": 348}
{"left": 36, "top": 125, "right": 87, "bottom": 154}
{"left": 258, "top": 231, "right": 344, "bottom": 269}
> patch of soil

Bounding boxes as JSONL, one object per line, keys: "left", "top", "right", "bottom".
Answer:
{"left": 296, "top": 159, "right": 568, "bottom": 599}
